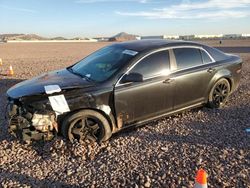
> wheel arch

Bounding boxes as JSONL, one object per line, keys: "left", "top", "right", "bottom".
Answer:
{"left": 206, "top": 69, "right": 233, "bottom": 100}
{"left": 223, "top": 77, "right": 233, "bottom": 92}
{"left": 58, "top": 107, "right": 115, "bottom": 136}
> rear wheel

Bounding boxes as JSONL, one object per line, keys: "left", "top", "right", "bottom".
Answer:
{"left": 61, "top": 110, "right": 111, "bottom": 143}
{"left": 208, "top": 78, "right": 230, "bottom": 108}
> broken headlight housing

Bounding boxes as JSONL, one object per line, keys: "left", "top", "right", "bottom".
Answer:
{"left": 7, "top": 97, "right": 57, "bottom": 142}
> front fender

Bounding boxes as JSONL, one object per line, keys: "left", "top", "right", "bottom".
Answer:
{"left": 60, "top": 88, "right": 117, "bottom": 133}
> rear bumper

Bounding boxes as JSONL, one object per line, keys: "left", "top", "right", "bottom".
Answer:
{"left": 231, "top": 76, "right": 240, "bottom": 94}
{"left": 230, "top": 62, "right": 243, "bottom": 93}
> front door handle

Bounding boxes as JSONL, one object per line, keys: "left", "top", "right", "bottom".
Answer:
{"left": 163, "top": 78, "right": 174, "bottom": 84}
{"left": 207, "top": 68, "right": 216, "bottom": 73}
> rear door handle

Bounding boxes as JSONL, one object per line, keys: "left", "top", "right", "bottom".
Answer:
{"left": 207, "top": 68, "right": 216, "bottom": 73}
{"left": 163, "top": 78, "right": 174, "bottom": 84}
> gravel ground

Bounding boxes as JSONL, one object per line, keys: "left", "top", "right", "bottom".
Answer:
{"left": 0, "top": 42, "right": 249, "bottom": 187}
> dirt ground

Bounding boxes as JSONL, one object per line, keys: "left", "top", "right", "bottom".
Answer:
{"left": 197, "top": 39, "right": 250, "bottom": 47}
{"left": 0, "top": 40, "right": 249, "bottom": 187}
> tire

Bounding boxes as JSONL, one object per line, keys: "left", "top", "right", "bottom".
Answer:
{"left": 207, "top": 78, "right": 231, "bottom": 108}
{"left": 61, "top": 109, "right": 112, "bottom": 143}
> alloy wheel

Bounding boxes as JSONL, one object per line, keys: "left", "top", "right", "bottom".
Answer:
{"left": 212, "top": 81, "right": 230, "bottom": 107}
{"left": 68, "top": 116, "right": 101, "bottom": 142}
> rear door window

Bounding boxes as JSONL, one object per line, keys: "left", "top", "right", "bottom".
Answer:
{"left": 200, "top": 50, "right": 213, "bottom": 63}
{"left": 173, "top": 48, "right": 203, "bottom": 69}
{"left": 131, "top": 50, "right": 170, "bottom": 79}
{"left": 204, "top": 46, "right": 228, "bottom": 61}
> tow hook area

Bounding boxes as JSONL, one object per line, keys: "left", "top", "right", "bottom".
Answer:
{"left": 7, "top": 102, "right": 58, "bottom": 142}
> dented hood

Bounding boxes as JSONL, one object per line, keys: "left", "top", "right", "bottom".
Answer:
{"left": 7, "top": 69, "right": 94, "bottom": 99}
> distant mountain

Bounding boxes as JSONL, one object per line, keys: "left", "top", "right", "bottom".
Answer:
{"left": 0, "top": 34, "right": 23, "bottom": 38}
{"left": 109, "top": 32, "right": 138, "bottom": 42}
{"left": 51, "top": 36, "right": 67, "bottom": 40}
{"left": 0, "top": 34, "right": 48, "bottom": 41}
{"left": 0, "top": 34, "right": 98, "bottom": 42}
{"left": 0, "top": 34, "right": 23, "bottom": 41}
{"left": 0, "top": 32, "right": 139, "bottom": 42}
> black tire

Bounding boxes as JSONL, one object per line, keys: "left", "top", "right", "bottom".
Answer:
{"left": 61, "top": 109, "right": 112, "bottom": 143}
{"left": 208, "top": 78, "right": 231, "bottom": 108}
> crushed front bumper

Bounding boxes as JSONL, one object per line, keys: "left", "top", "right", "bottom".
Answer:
{"left": 6, "top": 100, "right": 57, "bottom": 142}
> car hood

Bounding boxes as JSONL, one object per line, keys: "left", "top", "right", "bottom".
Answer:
{"left": 7, "top": 69, "right": 94, "bottom": 99}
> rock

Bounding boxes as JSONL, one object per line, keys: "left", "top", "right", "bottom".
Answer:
{"left": 161, "top": 147, "right": 168, "bottom": 151}
{"left": 67, "top": 169, "right": 74, "bottom": 176}
{"left": 144, "top": 176, "right": 151, "bottom": 187}
{"left": 144, "top": 181, "right": 151, "bottom": 188}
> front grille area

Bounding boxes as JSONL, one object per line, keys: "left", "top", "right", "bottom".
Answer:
{"left": 6, "top": 100, "right": 55, "bottom": 142}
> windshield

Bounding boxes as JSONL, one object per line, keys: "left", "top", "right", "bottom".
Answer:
{"left": 70, "top": 46, "right": 138, "bottom": 82}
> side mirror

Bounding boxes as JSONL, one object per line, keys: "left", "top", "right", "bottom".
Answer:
{"left": 121, "top": 72, "right": 143, "bottom": 83}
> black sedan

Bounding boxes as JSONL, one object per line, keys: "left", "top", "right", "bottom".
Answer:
{"left": 6, "top": 40, "right": 243, "bottom": 142}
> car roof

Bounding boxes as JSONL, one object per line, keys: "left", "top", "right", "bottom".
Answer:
{"left": 112, "top": 39, "right": 204, "bottom": 52}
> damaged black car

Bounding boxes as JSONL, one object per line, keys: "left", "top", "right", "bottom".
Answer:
{"left": 6, "top": 40, "right": 243, "bottom": 142}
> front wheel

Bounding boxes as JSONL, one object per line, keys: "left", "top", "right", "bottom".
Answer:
{"left": 207, "top": 78, "right": 231, "bottom": 108}
{"left": 61, "top": 110, "right": 112, "bottom": 143}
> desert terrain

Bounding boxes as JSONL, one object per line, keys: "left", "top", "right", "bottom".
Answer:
{"left": 0, "top": 40, "right": 249, "bottom": 187}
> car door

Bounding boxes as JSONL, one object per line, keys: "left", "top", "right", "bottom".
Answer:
{"left": 114, "top": 50, "right": 174, "bottom": 126}
{"left": 171, "top": 47, "right": 216, "bottom": 110}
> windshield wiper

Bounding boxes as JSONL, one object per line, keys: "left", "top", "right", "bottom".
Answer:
{"left": 67, "top": 67, "right": 84, "bottom": 77}
{"left": 67, "top": 67, "right": 94, "bottom": 83}
{"left": 82, "top": 74, "right": 94, "bottom": 83}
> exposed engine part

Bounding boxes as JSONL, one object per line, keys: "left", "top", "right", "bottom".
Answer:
{"left": 7, "top": 102, "right": 18, "bottom": 117}
{"left": 32, "top": 113, "right": 56, "bottom": 132}
{"left": 7, "top": 100, "right": 57, "bottom": 142}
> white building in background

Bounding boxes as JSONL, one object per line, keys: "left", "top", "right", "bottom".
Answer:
{"left": 195, "top": 34, "right": 223, "bottom": 39}
{"left": 138, "top": 33, "right": 249, "bottom": 40}
{"left": 93, "top": 37, "right": 109, "bottom": 42}
{"left": 141, "top": 35, "right": 179, "bottom": 40}
{"left": 165, "top": 35, "right": 179, "bottom": 39}
{"left": 141, "top": 35, "right": 167, "bottom": 40}
{"left": 179, "top": 35, "right": 195, "bottom": 40}
{"left": 135, "top": 36, "right": 141, "bottom": 40}
{"left": 222, "top": 34, "right": 242, "bottom": 39}
{"left": 242, "top": 34, "right": 250, "bottom": 38}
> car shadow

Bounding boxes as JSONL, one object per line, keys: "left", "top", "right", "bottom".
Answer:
{"left": 0, "top": 78, "right": 25, "bottom": 142}
{"left": 113, "top": 102, "right": 250, "bottom": 150}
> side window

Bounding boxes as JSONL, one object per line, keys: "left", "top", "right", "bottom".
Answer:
{"left": 200, "top": 50, "right": 213, "bottom": 63}
{"left": 131, "top": 50, "right": 170, "bottom": 79}
{"left": 173, "top": 48, "right": 203, "bottom": 69}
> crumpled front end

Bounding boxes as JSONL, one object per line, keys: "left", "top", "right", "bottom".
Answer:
{"left": 7, "top": 97, "right": 58, "bottom": 142}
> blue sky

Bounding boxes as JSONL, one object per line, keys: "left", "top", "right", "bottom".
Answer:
{"left": 0, "top": 0, "right": 250, "bottom": 38}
